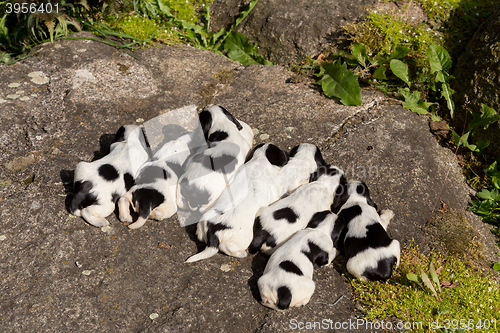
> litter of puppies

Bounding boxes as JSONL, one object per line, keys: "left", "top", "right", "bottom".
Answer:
{"left": 70, "top": 104, "right": 400, "bottom": 310}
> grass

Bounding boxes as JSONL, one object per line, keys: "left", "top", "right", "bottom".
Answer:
{"left": 351, "top": 244, "right": 500, "bottom": 332}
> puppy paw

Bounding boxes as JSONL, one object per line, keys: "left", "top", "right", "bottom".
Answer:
{"left": 88, "top": 219, "right": 110, "bottom": 228}
{"left": 119, "top": 215, "right": 133, "bottom": 223}
{"left": 380, "top": 209, "right": 395, "bottom": 220}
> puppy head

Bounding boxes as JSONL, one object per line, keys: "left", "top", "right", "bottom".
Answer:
{"left": 346, "top": 180, "right": 377, "bottom": 210}
{"left": 246, "top": 143, "right": 289, "bottom": 167}
{"left": 289, "top": 143, "right": 326, "bottom": 168}
{"left": 199, "top": 105, "right": 243, "bottom": 140}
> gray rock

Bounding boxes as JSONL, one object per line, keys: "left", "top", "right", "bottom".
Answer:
{"left": 453, "top": 8, "right": 500, "bottom": 155}
{"left": 210, "top": 0, "right": 380, "bottom": 65}
{"left": 0, "top": 32, "right": 497, "bottom": 332}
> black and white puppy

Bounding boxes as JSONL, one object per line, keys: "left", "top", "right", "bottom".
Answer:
{"left": 118, "top": 132, "right": 194, "bottom": 229}
{"left": 338, "top": 180, "right": 399, "bottom": 281}
{"left": 176, "top": 105, "right": 253, "bottom": 213}
{"left": 258, "top": 212, "right": 345, "bottom": 311}
{"left": 249, "top": 165, "right": 348, "bottom": 255}
{"left": 71, "top": 125, "right": 150, "bottom": 227}
{"left": 185, "top": 143, "right": 326, "bottom": 262}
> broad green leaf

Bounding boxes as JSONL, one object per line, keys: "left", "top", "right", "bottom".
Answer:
{"left": 223, "top": 32, "right": 272, "bottom": 65}
{"left": 372, "top": 65, "right": 387, "bottom": 80}
{"left": 440, "top": 82, "right": 455, "bottom": 118}
{"left": 399, "top": 88, "right": 428, "bottom": 115}
{"left": 468, "top": 104, "right": 500, "bottom": 132}
{"left": 477, "top": 189, "right": 493, "bottom": 200}
{"left": 318, "top": 60, "right": 362, "bottom": 106}
{"left": 390, "top": 59, "right": 411, "bottom": 87}
{"left": 476, "top": 139, "right": 490, "bottom": 152}
{"left": 435, "top": 71, "right": 445, "bottom": 83}
{"left": 428, "top": 44, "right": 452, "bottom": 73}
{"left": 493, "top": 262, "right": 500, "bottom": 271}
{"left": 429, "top": 262, "right": 441, "bottom": 296}
{"left": 385, "top": 46, "right": 410, "bottom": 62}
{"left": 458, "top": 131, "right": 470, "bottom": 148}
{"left": 407, "top": 272, "right": 419, "bottom": 283}
{"left": 352, "top": 42, "right": 368, "bottom": 67}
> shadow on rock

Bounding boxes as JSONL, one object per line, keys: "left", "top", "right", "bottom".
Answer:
{"left": 60, "top": 169, "right": 75, "bottom": 213}
{"left": 248, "top": 252, "right": 269, "bottom": 304}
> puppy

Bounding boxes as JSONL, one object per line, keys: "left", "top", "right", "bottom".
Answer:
{"left": 338, "top": 180, "right": 399, "bottom": 281}
{"left": 176, "top": 105, "right": 253, "bottom": 213}
{"left": 118, "top": 132, "right": 194, "bottom": 229}
{"left": 185, "top": 143, "right": 326, "bottom": 262}
{"left": 258, "top": 212, "right": 345, "bottom": 311}
{"left": 71, "top": 125, "right": 150, "bottom": 227}
{"left": 249, "top": 165, "right": 348, "bottom": 255}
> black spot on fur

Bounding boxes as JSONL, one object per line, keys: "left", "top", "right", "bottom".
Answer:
{"left": 277, "top": 286, "right": 292, "bottom": 310}
{"left": 273, "top": 207, "right": 299, "bottom": 223}
{"left": 132, "top": 188, "right": 165, "bottom": 219}
{"left": 71, "top": 180, "right": 98, "bottom": 212}
{"left": 98, "top": 164, "right": 119, "bottom": 181}
{"left": 219, "top": 105, "right": 243, "bottom": 130}
{"left": 265, "top": 144, "right": 289, "bottom": 167}
{"left": 279, "top": 260, "right": 303, "bottom": 276}
{"left": 355, "top": 182, "right": 377, "bottom": 210}
{"left": 245, "top": 143, "right": 265, "bottom": 163}
{"left": 111, "top": 192, "right": 120, "bottom": 203}
{"left": 314, "top": 147, "right": 326, "bottom": 167}
{"left": 307, "top": 210, "right": 331, "bottom": 229}
{"left": 123, "top": 173, "right": 135, "bottom": 191}
{"left": 206, "top": 222, "right": 230, "bottom": 248}
{"left": 202, "top": 154, "right": 238, "bottom": 174}
{"left": 208, "top": 130, "right": 229, "bottom": 142}
{"left": 135, "top": 166, "right": 170, "bottom": 185}
{"left": 249, "top": 216, "right": 277, "bottom": 254}
{"left": 199, "top": 110, "right": 212, "bottom": 140}
{"left": 362, "top": 256, "right": 397, "bottom": 281}
{"left": 115, "top": 126, "right": 127, "bottom": 142}
{"left": 330, "top": 174, "right": 348, "bottom": 214}
{"left": 344, "top": 223, "right": 394, "bottom": 260}
{"left": 179, "top": 178, "right": 211, "bottom": 210}
{"left": 301, "top": 241, "right": 329, "bottom": 268}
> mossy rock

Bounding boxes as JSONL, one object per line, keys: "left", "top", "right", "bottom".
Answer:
{"left": 453, "top": 8, "right": 500, "bottom": 157}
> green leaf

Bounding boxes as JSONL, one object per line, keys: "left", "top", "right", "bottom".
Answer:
{"left": 372, "top": 65, "right": 387, "bottom": 80}
{"left": 420, "top": 269, "right": 439, "bottom": 300}
{"left": 352, "top": 42, "right": 368, "bottom": 67}
{"left": 317, "top": 60, "right": 362, "bottom": 106}
{"left": 467, "top": 104, "right": 500, "bottom": 132}
{"left": 440, "top": 82, "right": 455, "bottom": 118}
{"left": 429, "top": 262, "right": 442, "bottom": 296}
{"left": 386, "top": 46, "right": 410, "bottom": 62}
{"left": 399, "top": 88, "right": 428, "bottom": 115}
{"left": 223, "top": 32, "right": 272, "bottom": 65}
{"left": 216, "top": 0, "right": 258, "bottom": 47}
{"left": 428, "top": 44, "right": 452, "bottom": 73}
{"left": 493, "top": 262, "right": 500, "bottom": 271}
{"left": 407, "top": 272, "right": 419, "bottom": 283}
{"left": 390, "top": 59, "right": 411, "bottom": 87}
{"left": 476, "top": 139, "right": 490, "bottom": 152}
{"left": 477, "top": 189, "right": 493, "bottom": 200}
{"left": 458, "top": 131, "right": 470, "bottom": 148}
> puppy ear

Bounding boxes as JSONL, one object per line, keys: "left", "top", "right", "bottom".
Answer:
{"left": 356, "top": 181, "right": 378, "bottom": 210}
{"left": 265, "top": 144, "right": 289, "bottom": 167}
{"left": 199, "top": 110, "right": 213, "bottom": 140}
{"left": 219, "top": 105, "right": 243, "bottom": 130}
{"left": 114, "top": 126, "right": 127, "bottom": 142}
{"left": 330, "top": 174, "right": 348, "bottom": 213}
{"left": 245, "top": 143, "right": 265, "bottom": 163}
{"left": 289, "top": 145, "right": 299, "bottom": 158}
{"left": 314, "top": 147, "right": 326, "bottom": 167}
{"left": 309, "top": 165, "right": 328, "bottom": 182}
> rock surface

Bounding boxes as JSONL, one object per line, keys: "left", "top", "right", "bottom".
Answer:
{"left": 210, "top": 0, "right": 380, "bottom": 65}
{"left": 0, "top": 32, "right": 498, "bottom": 332}
{"left": 453, "top": 8, "right": 500, "bottom": 155}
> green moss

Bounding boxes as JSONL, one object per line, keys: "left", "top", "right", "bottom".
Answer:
{"left": 161, "top": 0, "right": 213, "bottom": 23}
{"left": 351, "top": 244, "right": 500, "bottom": 332}
{"left": 116, "top": 15, "right": 181, "bottom": 45}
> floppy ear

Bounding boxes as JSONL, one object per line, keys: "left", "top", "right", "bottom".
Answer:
{"left": 289, "top": 145, "right": 299, "bottom": 158}
{"left": 314, "top": 147, "right": 326, "bottom": 167}
{"left": 330, "top": 174, "right": 348, "bottom": 213}
{"left": 219, "top": 105, "right": 243, "bottom": 130}
{"left": 356, "top": 182, "right": 378, "bottom": 210}
{"left": 309, "top": 165, "right": 329, "bottom": 182}
{"left": 199, "top": 110, "right": 213, "bottom": 140}
{"left": 265, "top": 144, "right": 289, "bottom": 167}
{"left": 114, "top": 126, "right": 127, "bottom": 142}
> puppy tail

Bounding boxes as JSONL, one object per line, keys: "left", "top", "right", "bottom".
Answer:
{"left": 185, "top": 247, "right": 218, "bottom": 263}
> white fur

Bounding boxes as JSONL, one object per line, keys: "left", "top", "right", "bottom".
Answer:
{"left": 258, "top": 214, "right": 338, "bottom": 311}
{"left": 252, "top": 166, "right": 345, "bottom": 255}
{"left": 186, "top": 143, "right": 324, "bottom": 263}
{"left": 176, "top": 105, "right": 253, "bottom": 213}
{"left": 118, "top": 132, "right": 194, "bottom": 229}
{"left": 71, "top": 125, "right": 149, "bottom": 227}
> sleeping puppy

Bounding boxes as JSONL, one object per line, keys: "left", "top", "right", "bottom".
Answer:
{"left": 176, "top": 105, "right": 253, "bottom": 214}
{"left": 258, "top": 212, "right": 345, "bottom": 311}
{"left": 185, "top": 142, "right": 326, "bottom": 263}
{"left": 249, "top": 165, "right": 348, "bottom": 255}
{"left": 118, "top": 132, "right": 194, "bottom": 229}
{"left": 71, "top": 125, "right": 150, "bottom": 227}
{"left": 338, "top": 180, "right": 399, "bottom": 281}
